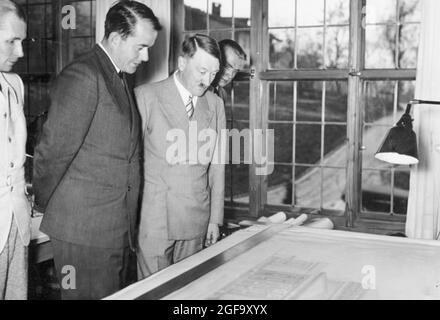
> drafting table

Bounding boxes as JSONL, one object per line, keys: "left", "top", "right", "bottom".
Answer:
{"left": 106, "top": 224, "right": 440, "bottom": 300}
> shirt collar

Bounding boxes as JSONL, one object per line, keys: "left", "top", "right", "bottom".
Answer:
{"left": 173, "top": 71, "right": 198, "bottom": 107}
{"left": 98, "top": 43, "right": 121, "bottom": 74}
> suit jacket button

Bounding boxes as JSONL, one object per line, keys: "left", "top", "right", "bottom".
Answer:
{"left": 128, "top": 186, "right": 131, "bottom": 192}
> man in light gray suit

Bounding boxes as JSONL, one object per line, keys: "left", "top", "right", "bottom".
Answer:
{"left": 135, "top": 34, "right": 226, "bottom": 278}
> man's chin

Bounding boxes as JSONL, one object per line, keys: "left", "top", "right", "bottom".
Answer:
{"left": 194, "top": 87, "right": 208, "bottom": 97}
{"left": 0, "top": 65, "right": 13, "bottom": 72}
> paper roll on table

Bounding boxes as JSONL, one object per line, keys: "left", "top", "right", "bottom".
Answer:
{"left": 304, "top": 217, "right": 334, "bottom": 230}
{"left": 257, "top": 212, "right": 286, "bottom": 224}
{"left": 286, "top": 213, "right": 308, "bottom": 226}
{"left": 242, "top": 212, "right": 308, "bottom": 227}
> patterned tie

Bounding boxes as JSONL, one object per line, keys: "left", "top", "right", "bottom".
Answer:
{"left": 186, "top": 95, "right": 194, "bottom": 119}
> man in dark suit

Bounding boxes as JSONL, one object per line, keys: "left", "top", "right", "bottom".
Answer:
{"left": 211, "top": 39, "right": 247, "bottom": 101}
{"left": 33, "top": 1, "right": 161, "bottom": 300}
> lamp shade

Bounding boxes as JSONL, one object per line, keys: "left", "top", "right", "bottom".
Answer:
{"left": 375, "top": 111, "right": 418, "bottom": 165}
{"left": 375, "top": 126, "right": 418, "bottom": 165}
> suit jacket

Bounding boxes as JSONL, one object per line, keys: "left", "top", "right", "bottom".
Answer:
{"left": 33, "top": 45, "right": 142, "bottom": 249}
{"left": 210, "top": 85, "right": 228, "bottom": 103}
{"left": 135, "top": 76, "right": 226, "bottom": 241}
{"left": 0, "top": 72, "right": 31, "bottom": 252}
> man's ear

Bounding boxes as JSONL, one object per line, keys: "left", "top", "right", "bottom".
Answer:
{"left": 108, "top": 32, "right": 122, "bottom": 48}
{"left": 177, "top": 56, "right": 187, "bottom": 72}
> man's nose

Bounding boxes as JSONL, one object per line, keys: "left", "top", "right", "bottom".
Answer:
{"left": 14, "top": 42, "right": 24, "bottom": 58}
{"left": 202, "top": 73, "right": 211, "bottom": 87}
{"left": 140, "top": 48, "right": 149, "bottom": 62}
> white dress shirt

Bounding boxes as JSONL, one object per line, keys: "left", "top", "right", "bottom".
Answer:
{"left": 98, "top": 43, "right": 121, "bottom": 73}
{"left": 174, "top": 71, "right": 198, "bottom": 109}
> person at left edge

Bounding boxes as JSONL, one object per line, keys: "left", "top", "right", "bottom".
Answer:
{"left": 0, "top": 0, "right": 31, "bottom": 300}
{"left": 32, "top": 1, "right": 161, "bottom": 300}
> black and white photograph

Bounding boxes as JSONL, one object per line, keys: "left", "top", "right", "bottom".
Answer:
{"left": 1, "top": 0, "right": 440, "bottom": 305}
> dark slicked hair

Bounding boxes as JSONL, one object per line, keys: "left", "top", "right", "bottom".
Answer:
{"left": 219, "top": 39, "right": 247, "bottom": 61}
{"left": 0, "top": 0, "right": 26, "bottom": 24}
{"left": 181, "top": 34, "right": 221, "bottom": 62}
{"left": 104, "top": 0, "right": 162, "bottom": 39}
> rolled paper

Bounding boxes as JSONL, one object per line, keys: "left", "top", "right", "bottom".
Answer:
{"left": 305, "top": 217, "right": 334, "bottom": 230}
{"left": 267, "top": 211, "right": 287, "bottom": 223}
{"left": 286, "top": 213, "right": 308, "bottom": 226}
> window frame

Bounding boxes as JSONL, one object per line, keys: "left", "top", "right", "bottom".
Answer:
{"left": 173, "top": 0, "right": 420, "bottom": 229}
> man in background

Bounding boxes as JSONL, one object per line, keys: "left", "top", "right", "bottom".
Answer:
{"left": 135, "top": 34, "right": 226, "bottom": 279}
{"left": 33, "top": 1, "right": 161, "bottom": 299}
{"left": 211, "top": 39, "right": 247, "bottom": 101}
{"left": 0, "top": 0, "right": 30, "bottom": 300}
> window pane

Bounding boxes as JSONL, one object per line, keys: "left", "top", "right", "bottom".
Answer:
{"left": 209, "top": 29, "right": 233, "bottom": 42}
{"left": 269, "top": 28, "right": 295, "bottom": 69}
{"left": 70, "top": 1, "right": 94, "bottom": 37}
{"left": 297, "top": 81, "right": 322, "bottom": 122}
{"left": 297, "top": 0, "right": 324, "bottom": 26}
{"left": 270, "top": 123, "right": 293, "bottom": 163}
{"left": 185, "top": 0, "right": 208, "bottom": 31}
{"left": 209, "top": 0, "right": 232, "bottom": 29}
{"left": 234, "top": 30, "right": 251, "bottom": 66}
{"left": 234, "top": 0, "right": 251, "bottom": 26}
{"left": 325, "top": 81, "right": 348, "bottom": 123}
{"left": 397, "top": 81, "right": 415, "bottom": 108}
{"left": 324, "top": 125, "right": 346, "bottom": 165}
{"left": 269, "top": 82, "right": 294, "bottom": 121}
{"left": 231, "top": 81, "right": 250, "bottom": 120}
{"left": 322, "top": 168, "right": 346, "bottom": 210}
{"left": 398, "top": 24, "right": 419, "bottom": 69}
{"left": 364, "top": 81, "right": 395, "bottom": 124}
{"left": 362, "top": 124, "right": 392, "bottom": 169}
{"left": 325, "top": 26, "right": 349, "bottom": 69}
{"left": 225, "top": 163, "right": 233, "bottom": 202}
{"left": 229, "top": 120, "right": 250, "bottom": 163}
{"left": 268, "top": 165, "right": 292, "bottom": 205}
{"left": 294, "top": 165, "right": 321, "bottom": 208}
{"left": 28, "top": 39, "right": 47, "bottom": 73}
{"left": 362, "top": 169, "right": 391, "bottom": 213}
{"left": 269, "top": 0, "right": 295, "bottom": 27}
{"left": 297, "top": 27, "right": 323, "bottom": 69}
{"left": 231, "top": 164, "right": 249, "bottom": 204}
{"left": 399, "top": 0, "right": 421, "bottom": 22}
{"left": 365, "top": 25, "right": 396, "bottom": 69}
{"left": 295, "top": 124, "right": 321, "bottom": 164}
{"left": 393, "top": 170, "right": 410, "bottom": 215}
{"left": 326, "top": 0, "right": 349, "bottom": 25}
{"left": 28, "top": 3, "right": 53, "bottom": 39}
{"left": 366, "top": 0, "right": 397, "bottom": 24}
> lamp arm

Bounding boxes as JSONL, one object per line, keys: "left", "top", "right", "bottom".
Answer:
{"left": 405, "top": 99, "right": 440, "bottom": 113}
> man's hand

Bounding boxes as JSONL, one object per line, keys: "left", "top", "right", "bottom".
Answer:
{"left": 205, "top": 223, "right": 220, "bottom": 247}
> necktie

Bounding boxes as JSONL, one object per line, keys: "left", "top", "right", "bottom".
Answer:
{"left": 186, "top": 95, "right": 194, "bottom": 119}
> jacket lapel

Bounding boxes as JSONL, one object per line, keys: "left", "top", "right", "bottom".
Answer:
{"left": 94, "top": 45, "right": 141, "bottom": 158}
{"left": 193, "top": 94, "right": 214, "bottom": 130}
{"left": 158, "top": 77, "right": 190, "bottom": 131}
{"left": 94, "top": 45, "right": 132, "bottom": 122}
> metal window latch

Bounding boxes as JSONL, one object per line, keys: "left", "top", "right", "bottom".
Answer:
{"left": 250, "top": 68, "right": 256, "bottom": 79}
{"left": 349, "top": 70, "right": 362, "bottom": 77}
